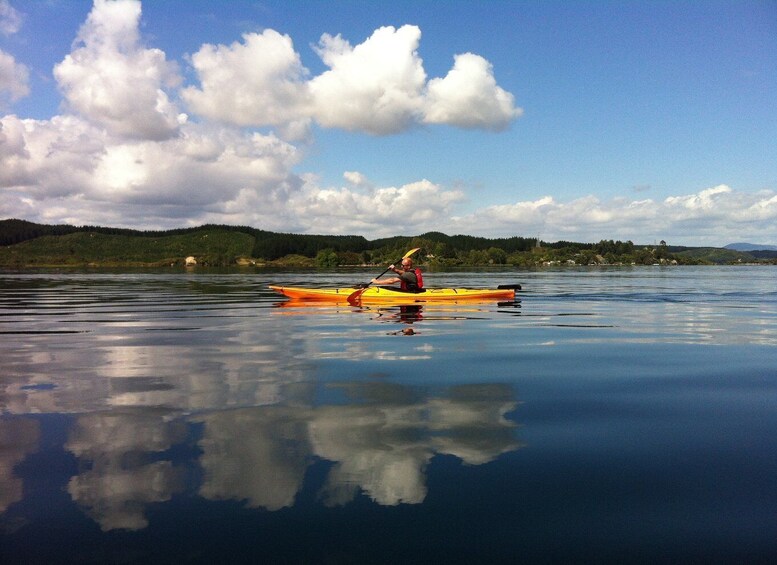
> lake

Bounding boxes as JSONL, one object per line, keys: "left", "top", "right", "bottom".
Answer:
{"left": 1, "top": 266, "right": 776, "bottom": 563}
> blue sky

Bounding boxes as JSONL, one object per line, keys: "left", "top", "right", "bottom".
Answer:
{"left": 1, "top": 0, "right": 775, "bottom": 245}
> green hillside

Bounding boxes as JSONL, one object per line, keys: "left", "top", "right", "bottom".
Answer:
{"left": 672, "top": 247, "right": 756, "bottom": 265}
{"left": 0, "top": 229, "right": 255, "bottom": 267}
{"left": 1, "top": 219, "right": 774, "bottom": 268}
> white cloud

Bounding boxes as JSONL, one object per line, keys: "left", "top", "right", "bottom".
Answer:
{"left": 0, "top": 49, "right": 29, "bottom": 104}
{"left": 0, "top": 114, "right": 105, "bottom": 197}
{"left": 53, "top": 0, "right": 182, "bottom": 141}
{"left": 343, "top": 171, "right": 370, "bottom": 187}
{"left": 0, "top": 113, "right": 304, "bottom": 228}
{"left": 91, "top": 126, "right": 301, "bottom": 207}
{"left": 0, "top": 1, "right": 306, "bottom": 230}
{"left": 738, "top": 192, "right": 777, "bottom": 222}
{"left": 287, "top": 178, "right": 466, "bottom": 236}
{"left": 461, "top": 196, "right": 555, "bottom": 226}
{"left": 181, "top": 29, "right": 312, "bottom": 138}
{"left": 0, "top": 113, "right": 25, "bottom": 157}
{"left": 309, "top": 25, "right": 427, "bottom": 135}
{"left": 0, "top": 0, "right": 22, "bottom": 35}
{"left": 423, "top": 53, "right": 523, "bottom": 130}
{"left": 180, "top": 23, "right": 521, "bottom": 137}
{"left": 4, "top": 105, "right": 777, "bottom": 247}
{"left": 451, "top": 185, "right": 777, "bottom": 245}
{"left": 663, "top": 184, "right": 732, "bottom": 216}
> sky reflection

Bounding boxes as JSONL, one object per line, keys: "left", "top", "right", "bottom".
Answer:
{"left": 2, "top": 381, "right": 520, "bottom": 531}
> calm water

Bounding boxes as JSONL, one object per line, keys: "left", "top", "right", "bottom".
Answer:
{"left": 1, "top": 267, "right": 776, "bottom": 563}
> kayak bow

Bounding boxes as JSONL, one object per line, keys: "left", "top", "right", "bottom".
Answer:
{"left": 269, "top": 284, "right": 520, "bottom": 303}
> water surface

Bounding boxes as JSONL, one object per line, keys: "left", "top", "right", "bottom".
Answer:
{"left": 1, "top": 267, "right": 776, "bottom": 563}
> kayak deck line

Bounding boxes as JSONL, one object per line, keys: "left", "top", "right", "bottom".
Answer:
{"left": 268, "top": 284, "right": 520, "bottom": 303}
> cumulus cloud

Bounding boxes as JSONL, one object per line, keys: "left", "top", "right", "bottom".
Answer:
{"left": 664, "top": 184, "right": 732, "bottom": 216}
{"left": 451, "top": 185, "right": 777, "bottom": 245}
{"left": 0, "top": 113, "right": 304, "bottom": 228}
{"left": 184, "top": 174, "right": 465, "bottom": 237}
{"left": 0, "top": 0, "right": 309, "bottom": 230}
{"left": 181, "top": 23, "right": 521, "bottom": 136}
{"left": 309, "top": 25, "right": 427, "bottom": 135}
{"left": 53, "top": 0, "right": 183, "bottom": 141}
{"left": 343, "top": 171, "right": 370, "bottom": 187}
{"left": 181, "top": 29, "right": 312, "bottom": 138}
{"left": 286, "top": 176, "right": 466, "bottom": 236}
{"left": 423, "top": 53, "right": 522, "bottom": 130}
{"left": 0, "top": 114, "right": 106, "bottom": 197}
{"left": 0, "top": 49, "right": 29, "bottom": 104}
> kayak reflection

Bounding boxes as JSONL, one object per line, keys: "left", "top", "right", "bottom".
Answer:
{"left": 375, "top": 304, "right": 423, "bottom": 327}
{"left": 274, "top": 298, "right": 520, "bottom": 335}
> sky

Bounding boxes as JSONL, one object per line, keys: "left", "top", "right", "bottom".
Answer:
{"left": 1, "top": 0, "right": 775, "bottom": 246}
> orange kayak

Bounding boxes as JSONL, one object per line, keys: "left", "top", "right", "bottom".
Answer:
{"left": 268, "top": 284, "right": 520, "bottom": 303}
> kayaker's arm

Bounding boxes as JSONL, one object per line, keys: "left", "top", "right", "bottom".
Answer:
{"left": 371, "top": 276, "right": 401, "bottom": 285}
{"left": 372, "top": 264, "right": 402, "bottom": 285}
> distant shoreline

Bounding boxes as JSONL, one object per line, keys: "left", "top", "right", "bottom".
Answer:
{"left": 2, "top": 219, "right": 776, "bottom": 267}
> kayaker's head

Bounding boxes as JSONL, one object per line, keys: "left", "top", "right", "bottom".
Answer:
{"left": 401, "top": 257, "right": 413, "bottom": 269}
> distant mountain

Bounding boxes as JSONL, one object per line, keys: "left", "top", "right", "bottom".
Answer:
{"left": 725, "top": 243, "right": 777, "bottom": 251}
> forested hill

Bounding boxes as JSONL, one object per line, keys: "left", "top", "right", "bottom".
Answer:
{"left": 1, "top": 218, "right": 773, "bottom": 267}
{"left": 0, "top": 218, "right": 369, "bottom": 261}
{"left": 0, "top": 219, "right": 537, "bottom": 265}
{"left": 0, "top": 219, "right": 536, "bottom": 254}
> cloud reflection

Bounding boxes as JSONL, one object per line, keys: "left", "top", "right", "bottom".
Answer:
{"left": 1, "top": 380, "right": 521, "bottom": 530}
{"left": 65, "top": 410, "right": 188, "bottom": 531}
{"left": 310, "top": 383, "right": 519, "bottom": 506}
{"left": 0, "top": 418, "right": 39, "bottom": 513}
{"left": 196, "top": 407, "right": 313, "bottom": 511}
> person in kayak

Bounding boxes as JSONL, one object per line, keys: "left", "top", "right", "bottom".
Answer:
{"left": 371, "top": 257, "right": 423, "bottom": 292}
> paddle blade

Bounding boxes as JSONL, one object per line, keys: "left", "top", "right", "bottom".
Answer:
{"left": 403, "top": 247, "right": 421, "bottom": 259}
{"left": 347, "top": 287, "right": 366, "bottom": 305}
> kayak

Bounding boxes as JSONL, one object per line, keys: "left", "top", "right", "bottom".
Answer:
{"left": 268, "top": 284, "right": 520, "bottom": 303}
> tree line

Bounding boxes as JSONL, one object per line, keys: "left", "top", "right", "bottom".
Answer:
{"left": 4, "top": 218, "right": 770, "bottom": 266}
{"left": 1, "top": 218, "right": 537, "bottom": 261}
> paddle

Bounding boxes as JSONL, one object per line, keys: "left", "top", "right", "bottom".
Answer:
{"left": 347, "top": 248, "right": 421, "bottom": 304}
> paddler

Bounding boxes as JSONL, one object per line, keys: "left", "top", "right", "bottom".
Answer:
{"left": 371, "top": 256, "right": 423, "bottom": 292}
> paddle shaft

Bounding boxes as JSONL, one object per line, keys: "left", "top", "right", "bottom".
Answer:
{"left": 371, "top": 264, "right": 396, "bottom": 281}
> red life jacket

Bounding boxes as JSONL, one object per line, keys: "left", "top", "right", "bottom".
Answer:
{"left": 400, "top": 268, "right": 424, "bottom": 291}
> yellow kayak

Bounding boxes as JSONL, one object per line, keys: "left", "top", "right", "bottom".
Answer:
{"left": 268, "top": 284, "right": 520, "bottom": 303}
